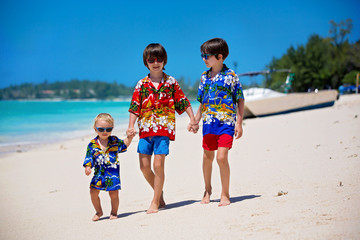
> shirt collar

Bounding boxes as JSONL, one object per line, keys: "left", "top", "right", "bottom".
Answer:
{"left": 206, "top": 64, "right": 229, "bottom": 78}
{"left": 92, "top": 135, "right": 113, "bottom": 151}
{"left": 143, "top": 72, "right": 168, "bottom": 83}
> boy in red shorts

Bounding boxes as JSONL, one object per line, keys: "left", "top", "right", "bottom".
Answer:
{"left": 195, "top": 38, "right": 245, "bottom": 206}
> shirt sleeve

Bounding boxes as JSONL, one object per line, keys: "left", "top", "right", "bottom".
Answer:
{"left": 129, "top": 81, "right": 141, "bottom": 116}
{"left": 232, "top": 74, "right": 245, "bottom": 102}
{"left": 83, "top": 143, "right": 93, "bottom": 168}
{"left": 117, "top": 138, "right": 128, "bottom": 153}
{"left": 174, "top": 80, "right": 191, "bottom": 115}
{"left": 197, "top": 73, "right": 206, "bottom": 103}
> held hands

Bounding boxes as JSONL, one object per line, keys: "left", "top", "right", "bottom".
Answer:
{"left": 85, "top": 166, "right": 91, "bottom": 176}
{"left": 124, "top": 128, "right": 136, "bottom": 147}
{"left": 126, "top": 128, "right": 136, "bottom": 138}
{"left": 187, "top": 121, "right": 199, "bottom": 134}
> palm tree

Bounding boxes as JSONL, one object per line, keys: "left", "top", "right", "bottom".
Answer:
{"left": 104, "top": 176, "right": 114, "bottom": 191}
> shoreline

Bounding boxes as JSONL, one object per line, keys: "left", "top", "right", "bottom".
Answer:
{"left": 0, "top": 126, "right": 129, "bottom": 158}
{"left": 0, "top": 101, "right": 200, "bottom": 157}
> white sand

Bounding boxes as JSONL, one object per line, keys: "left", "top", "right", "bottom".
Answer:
{"left": 0, "top": 94, "right": 359, "bottom": 240}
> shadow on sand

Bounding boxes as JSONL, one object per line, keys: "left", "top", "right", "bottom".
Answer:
{"left": 164, "top": 194, "right": 262, "bottom": 210}
{"left": 97, "top": 200, "right": 199, "bottom": 221}
{"left": 211, "top": 194, "right": 262, "bottom": 203}
{"left": 97, "top": 210, "right": 144, "bottom": 221}
{"left": 97, "top": 195, "right": 261, "bottom": 221}
{"left": 230, "top": 194, "right": 261, "bottom": 203}
{"left": 163, "top": 199, "right": 199, "bottom": 210}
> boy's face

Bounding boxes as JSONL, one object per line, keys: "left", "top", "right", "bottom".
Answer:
{"left": 146, "top": 56, "right": 164, "bottom": 73}
{"left": 94, "top": 119, "right": 113, "bottom": 141}
{"left": 202, "top": 54, "right": 223, "bottom": 69}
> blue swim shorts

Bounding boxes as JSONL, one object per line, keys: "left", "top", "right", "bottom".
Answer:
{"left": 137, "top": 136, "right": 170, "bottom": 155}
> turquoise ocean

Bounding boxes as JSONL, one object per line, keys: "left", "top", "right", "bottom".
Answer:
{"left": 0, "top": 100, "right": 199, "bottom": 154}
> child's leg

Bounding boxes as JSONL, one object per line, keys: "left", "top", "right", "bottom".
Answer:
{"left": 201, "top": 150, "right": 215, "bottom": 204}
{"left": 139, "top": 153, "right": 155, "bottom": 187}
{"left": 217, "top": 147, "right": 231, "bottom": 206}
{"left": 108, "top": 190, "right": 119, "bottom": 220}
{"left": 139, "top": 153, "right": 166, "bottom": 211}
{"left": 147, "top": 154, "right": 166, "bottom": 214}
{"left": 90, "top": 188, "right": 103, "bottom": 221}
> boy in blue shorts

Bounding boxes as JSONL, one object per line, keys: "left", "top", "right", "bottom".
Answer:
{"left": 195, "top": 38, "right": 245, "bottom": 206}
{"left": 128, "top": 43, "right": 198, "bottom": 214}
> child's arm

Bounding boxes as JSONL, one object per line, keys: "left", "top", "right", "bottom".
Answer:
{"left": 234, "top": 98, "right": 245, "bottom": 139}
{"left": 124, "top": 129, "right": 135, "bottom": 147}
{"left": 195, "top": 103, "right": 202, "bottom": 123}
{"left": 124, "top": 112, "right": 137, "bottom": 146}
{"left": 83, "top": 144, "right": 93, "bottom": 176}
{"left": 128, "top": 112, "right": 137, "bottom": 133}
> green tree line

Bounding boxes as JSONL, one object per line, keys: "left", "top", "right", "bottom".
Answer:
{"left": 264, "top": 19, "right": 360, "bottom": 92}
{"left": 0, "top": 78, "right": 199, "bottom": 100}
{"left": 0, "top": 80, "right": 135, "bottom": 100}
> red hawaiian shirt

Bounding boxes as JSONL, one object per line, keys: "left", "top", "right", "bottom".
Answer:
{"left": 129, "top": 73, "right": 191, "bottom": 141}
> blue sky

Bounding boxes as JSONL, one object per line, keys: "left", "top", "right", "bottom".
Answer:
{"left": 1, "top": 0, "right": 359, "bottom": 88}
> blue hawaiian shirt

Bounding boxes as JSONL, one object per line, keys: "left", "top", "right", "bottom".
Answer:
{"left": 197, "top": 64, "right": 244, "bottom": 137}
{"left": 83, "top": 136, "right": 127, "bottom": 191}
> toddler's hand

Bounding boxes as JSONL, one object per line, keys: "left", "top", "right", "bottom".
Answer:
{"left": 85, "top": 166, "right": 91, "bottom": 176}
{"left": 126, "top": 128, "right": 136, "bottom": 137}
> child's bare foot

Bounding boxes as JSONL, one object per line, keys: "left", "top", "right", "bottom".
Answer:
{"left": 109, "top": 214, "right": 118, "bottom": 220}
{"left": 218, "top": 195, "right": 231, "bottom": 207}
{"left": 92, "top": 212, "right": 103, "bottom": 221}
{"left": 200, "top": 191, "right": 211, "bottom": 204}
{"left": 146, "top": 208, "right": 159, "bottom": 214}
{"left": 146, "top": 202, "right": 159, "bottom": 214}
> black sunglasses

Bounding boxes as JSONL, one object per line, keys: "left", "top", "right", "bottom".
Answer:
{"left": 147, "top": 57, "right": 164, "bottom": 64}
{"left": 96, "top": 127, "right": 113, "bottom": 132}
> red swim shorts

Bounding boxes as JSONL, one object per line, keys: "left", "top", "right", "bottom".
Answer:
{"left": 202, "top": 134, "right": 234, "bottom": 151}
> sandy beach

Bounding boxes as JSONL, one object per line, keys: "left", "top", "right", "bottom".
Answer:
{"left": 0, "top": 94, "right": 359, "bottom": 240}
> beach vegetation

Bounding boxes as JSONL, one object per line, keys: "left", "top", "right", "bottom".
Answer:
{"left": 0, "top": 77, "right": 200, "bottom": 100}
{"left": 0, "top": 79, "right": 135, "bottom": 100}
{"left": 342, "top": 70, "right": 360, "bottom": 85}
{"left": 265, "top": 18, "right": 360, "bottom": 92}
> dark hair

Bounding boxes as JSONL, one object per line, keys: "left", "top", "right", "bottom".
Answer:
{"left": 143, "top": 43, "right": 167, "bottom": 70}
{"left": 200, "top": 38, "right": 229, "bottom": 60}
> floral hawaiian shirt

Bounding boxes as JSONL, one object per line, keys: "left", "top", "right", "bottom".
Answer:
{"left": 83, "top": 136, "right": 127, "bottom": 191}
{"left": 197, "top": 64, "right": 244, "bottom": 137}
{"left": 129, "top": 73, "right": 191, "bottom": 141}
